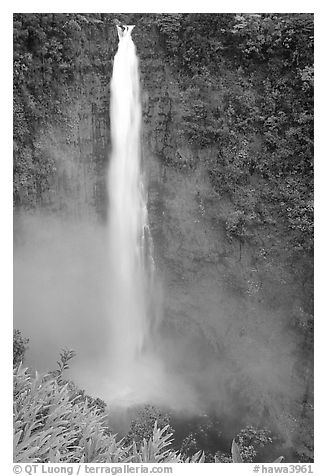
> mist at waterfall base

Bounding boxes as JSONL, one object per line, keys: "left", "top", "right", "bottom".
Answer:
{"left": 13, "top": 26, "right": 307, "bottom": 450}
{"left": 14, "top": 210, "right": 306, "bottom": 452}
{"left": 14, "top": 212, "right": 205, "bottom": 412}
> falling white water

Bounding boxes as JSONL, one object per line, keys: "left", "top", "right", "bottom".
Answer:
{"left": 105, "top": 25, "right": 198, "bottom": 410}
{"left": 107, "top": 25, "right": 154, "bottom": 392}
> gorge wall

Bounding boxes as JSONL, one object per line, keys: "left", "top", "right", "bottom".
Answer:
{"left": 13, "top": 14, "right": 313, "bottom": 461}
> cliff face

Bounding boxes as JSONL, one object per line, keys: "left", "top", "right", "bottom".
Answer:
{"left": 13, "top": 14, "right": 313, "bottom": 459}
{"left": 25, "top": 61, "right": 109, "bottom": 219}
{"left": 134, "top": 22, "right": 312, "bottom": 454}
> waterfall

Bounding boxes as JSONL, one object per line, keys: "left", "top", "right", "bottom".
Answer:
{"left": 106, "top": 25, "right": 197, "bottom": 411}
{"left": 107, "top": 24, "right": 154, "bottom": 392}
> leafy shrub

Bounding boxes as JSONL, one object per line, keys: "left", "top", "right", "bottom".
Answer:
{"left": 231, "top": 439, "right": 283, "bottom": 464}
{"left": 13, "top": 359, "right": 204, "bottom": 463}
{"left": 179, "top": 414, "right": 224, "bottom": 461}
{"left": 126, "top": 404, "right": 173, "bottom": 446}
{"left": 13, "top": 329, "right": 29, "bottom": 367}
{"left": 235, "top": 425, "right": 273, "bottom": 462}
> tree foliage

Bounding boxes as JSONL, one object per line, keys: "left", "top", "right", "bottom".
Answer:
{"left": 234, "top": 425, "right": 273, "bottom": 462}
{"left": 125, "top": 404, "right": 174, "bottom": 446}
{"left": 13, "top": 329, "right": 29, "bottom": 367}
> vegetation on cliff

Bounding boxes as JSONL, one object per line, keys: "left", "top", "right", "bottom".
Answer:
{"left": 154, "top": 13, "right": 313, "bottom": 263}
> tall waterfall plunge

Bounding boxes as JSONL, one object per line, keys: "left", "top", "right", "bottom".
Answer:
{"left": 107, "top": 25, "right": 156, "bottom": 401}
{"left": 106, "top": 25, "right": 197, "bottom": 410}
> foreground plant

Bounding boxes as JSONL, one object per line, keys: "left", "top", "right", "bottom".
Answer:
{"left": 13, "top": 350, "right": 282, "bottom": 464}
{"left": 13, "top": 361, "right": 204, "bottom": 463}
{"left": 230, "top": 439, "right": 283, "bottom": 464}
